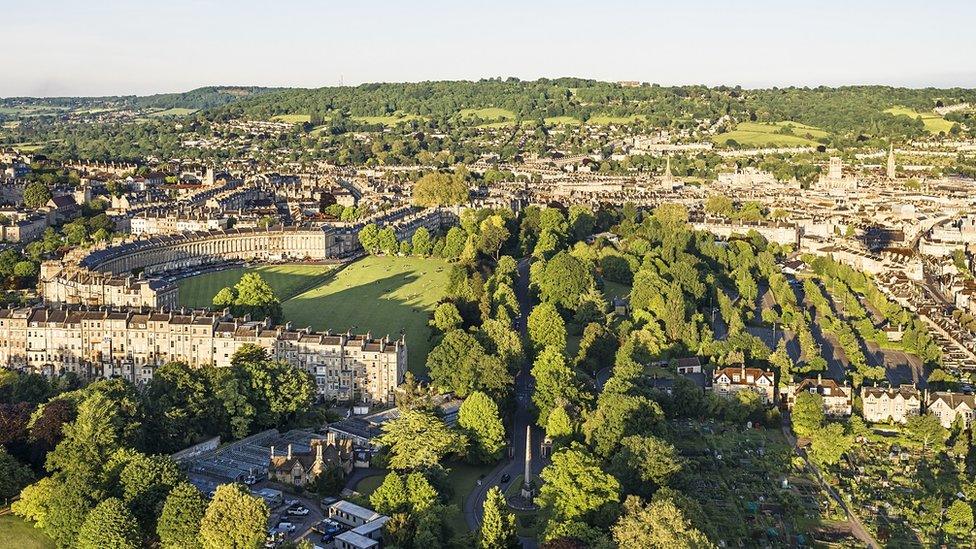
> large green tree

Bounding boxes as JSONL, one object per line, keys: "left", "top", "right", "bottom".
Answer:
{"left": 157, "top": 482, "right": 206, "bottom": 549}
{"left": 458, "top": 391, "right": 506, "bottom": 463}
{"left": 538, "top": 251, "right": 594, "bottom": 309}
{"left": 75, "top": 498, "right": 141, "bottom": 549}
{"left": 611, "top": 495, "right": 714, "bottom": 549}
{"left": 538, "top": 444, "right": 620, "bottom": 525}
{"left": 376, "top": 409, "right": 466, "bottom": 470}
{"left": 527, "top": 302, "right": 567, "bottom": 354}
{"left": 480, "top": 486, "right": 518, "bottom": 549}
{"left": 531, "top": 347, "right": 583, "bottom": 427}
{"left": 198, "top": 484, "right": 269, "bottom": 549}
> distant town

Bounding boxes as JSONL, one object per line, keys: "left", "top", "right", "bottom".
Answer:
{"left": 2, "top": 80, "right": 976, "bottom": 548}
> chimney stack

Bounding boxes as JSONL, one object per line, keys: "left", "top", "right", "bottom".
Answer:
{"left": 270, "top": 445, "right": 275, "bottom": 459}
{"left": 287, "top": 444, "right": 292, "bottom": 460}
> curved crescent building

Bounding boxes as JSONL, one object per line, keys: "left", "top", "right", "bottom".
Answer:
{"left": 40, "top": 225, "right": 340, "bottom": 308}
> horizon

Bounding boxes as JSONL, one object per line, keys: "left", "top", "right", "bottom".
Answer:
{"left": 4, "top": 0, "right": 975, "bottom": 97}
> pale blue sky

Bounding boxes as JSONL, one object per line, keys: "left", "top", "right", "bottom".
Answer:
{"left": 2, "top": 0, "right": 974, "bottom": 97}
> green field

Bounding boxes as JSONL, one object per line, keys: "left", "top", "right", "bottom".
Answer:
{"left": 148, "top": 107, "right": 197, "bottom": 117}
{"left": 587, "top": 114, "right": 647, "bottom": 125}
{"left": 459, "top": 107, "right": 517, "bottom": 121}
{"left": 272, "top": 113, "right": 312, "bottom": 123}
{"left": 177, "top": 264, "right": 336, "bottom": 308}
{"left": 884, "top": 106, "right": 954, "bottom": 134}
{"left": 712, "top": 121, "right": 826, "bottom": 147}
{"left": 282, "top": 256, "right": 449, "bottom": 374}
{"left": 0, "top": 515, "right": 55, "bottom": 549}
{"left": 544, "top": 116, "right": 582, "bottom": 126}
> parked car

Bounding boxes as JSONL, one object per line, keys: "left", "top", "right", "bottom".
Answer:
{"left": 244, "top": 474, "right": 258, "bottom": 485}
{"left": 500, "top": 474, "right": 511, "bottom": 483}
{"left": 277, "top": 522, "right": 296, "bottom": 533}
{"left": 287, "top": 506, "right": 309, "bottom": 517}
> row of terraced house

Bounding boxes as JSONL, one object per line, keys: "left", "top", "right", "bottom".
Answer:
{"left": 0, "top": 306, "right": 406, "bottom": 404}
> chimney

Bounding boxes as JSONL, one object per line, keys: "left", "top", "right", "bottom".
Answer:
{"left": 287, "top": 444, "right": 292, "bottom": 460}
{"left": 315, "top": 442, "right": 323, "bottom": 463}
{"left": 270, "top": 445, "right": 275, "bottom": 459}
{"left": 817, "top": 373, "right": 822, "bottom": 384}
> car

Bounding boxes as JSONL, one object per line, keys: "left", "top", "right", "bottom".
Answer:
{"left": 277, "top": 522, "right": 296, "bottom": 533}
{"left": 284, "top": 499, "right": 298, "bottom": 508}
{"left": 500, "top": 474, "right": 511, "bottom": 483}
{"left": 287, "top": 506, "right": 309, "bottom": 516}
{"left": 243, "top": 474, "right": 258, "bottom": 485}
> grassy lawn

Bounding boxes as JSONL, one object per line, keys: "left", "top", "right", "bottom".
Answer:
{"left": 459, "top": 107, "right": 516, "bottom": 121}
{"left": 0, "top": 515, "right": 55, "bottom": 549}
{"left": 587, "top": 114, "right": 646, "bottom": 125}
{"left": 884, "top": 106, "right": 954, "bottom": 133}
{"left": 712, "top": 121, "right": 825, "bottom": 147}
{"left": 354, "top": 474, "right": 385, "bottom": 497}
{"left": 177, "top": 264, "right": 336, "bottom": 308}
{"left": 148, "top": 107, "right": 196, "bottom": 117}
{"left": 544, "top": 116, "right": 582, "bottom": 126}
{"left": 281, "top": 256, "right": 449, "bottom": 375}
{"left": 271, "top": 113, "right": 312, "bottom": 123}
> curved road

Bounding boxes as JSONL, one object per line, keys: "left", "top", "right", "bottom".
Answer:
{"left": 463, "top": 257, "right": 545, "bottom": 547}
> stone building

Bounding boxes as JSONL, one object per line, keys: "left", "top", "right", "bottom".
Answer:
{"left": 861, "top": 385, "right": 921, "bottom": 424}
{"left": 927, "top": 391, "right": 976, "bottom": 429}
{"left": 783, "top": 375, "right": 853, "bottom": 417}
{"left": 268, "top": 437, "right": 353, "bottom": 487}
{"left": 710, "top": 366, "right": 776, "bottom": 404}
{"left": 0, "top": 305, "right": 406, "bottom": 404}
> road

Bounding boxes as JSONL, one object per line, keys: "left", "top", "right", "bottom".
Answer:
{"left": 463, "top": 257, "right": 544, "bottom": 548}
{"left": 780, "top": 420, "right": 879, "bottom": 549}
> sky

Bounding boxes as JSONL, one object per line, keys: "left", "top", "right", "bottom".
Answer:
{"left": 2, "top": 0, "right": 975, "bottom": 97}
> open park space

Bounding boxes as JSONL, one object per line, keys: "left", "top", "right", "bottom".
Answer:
{"left": 282, "top": 256, "right": 449, "bottom": 375}
{"left": 177, "top": 256, "right": 449, "bottom": 374}
{"left": 713, "top": 121, "right": 827, "bottom": 147}
{"left": 177, "top": 263, "right": 335, "bottom": 308}
{"left": 884, "top": 106, "right": 955, "bottom": 134}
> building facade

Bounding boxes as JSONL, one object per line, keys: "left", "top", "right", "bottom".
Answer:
{"left": 784, "top": 376, "right": 853, "bottom": 417}
{"left": 927, "top": 392, "right": 976, "bottom": 429}
{"left": 710, "top": 366, "right": 776, "bottom": 404}
{"left": 861, "top": 385, "right": 921, "bottom": 424}
{"left": 0, "top": 306, "right": 406, "bottom": 404}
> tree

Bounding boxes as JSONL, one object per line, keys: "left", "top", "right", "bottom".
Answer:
{"left": 231, "top": 273, "right": 282, "bottom": 322}
{"left": 199, "top": 484, "right": 269, "bottom": 549}
{"left": 480, "top": 486, "right": 518, "bottom": 549}
{"left": 431, "top": 302, "right": 463, "bottom": 332}
{"left": 769, "top": 339, "right": 793, "bottom": 386}
{"left": 24, "top": 182, "right": 53, "bottom": 209}
{"left": 532, "top": 347, "right": 583, "bottom": 427}
{"left": 611, "top": 495, "right": 713, "bottom": 549}
{"left": 791, "top": 391, "right": 824, "bottom": 438}
{"left": 545, "top": 406, "right": 574, "bottom": 441}
{"left": 442, "top": 226, "right": 467, "bottom": 259}
{"left": 13, "top": 260, "right": 38, "bottom": 280}
{"left": 538, "top": 252, "right": 594, "bottom": 309}
{"left": 413, "top": 171, "right": 469, "bottom": 207}
{"left": 609, "top": 435, "right": 682, "bottom": 493}
{"left": 478, "top": 215, "right": 510, "bottom": 260}
{"left": 358, "top": 223, "right": 380, "bottom": 254}
{"left": 370, "top": 472, "right": 409, "bottom": 515}
{"left": 945, "top": 500, "right": 974, "bottom": 538}
{"left": 212, "top": 287, "right": 236, "bottom": 308}
{"left": 158, "top": 482, "right": 206, "bottom": 549}
{"left": 75, "top": 498, "right": 141, "bottom": 549}
{"left": 458, "top": 391, "right": 506, "bottom": 463}
{"left": 538, "top": 443, "right": 620, "bottom": 524}
{"left": 0, "top": 447, "right": 33, "bottom": 500}
{"left": 905, "top": 413, "right": 948, "bottom": 454}
{"left": 378, "top": 227, "right": 398, "bottom": 255}
{"left": 428, "top": 330, "right": 512, "bottom": 399}
{"left": 583, "top": 393, "right": 663, "bottom": 458}
{"left": 376, "top": 409, "right": 466, "bottom": 470}
{"left": 807, "top": 423, "right": 853, "bottom": 468}
{"left": 120, "top": 453, "right": 184, "bottom": 535}
{"left": 528, "top": 302, "right": 567, "bottom": 354}
{"left": 412, "top": 227, "right": 433, "bottom": 256}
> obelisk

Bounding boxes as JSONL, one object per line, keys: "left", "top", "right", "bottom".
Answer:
{"left": 521, "top": 425, "right": 533, "bottom": 500}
